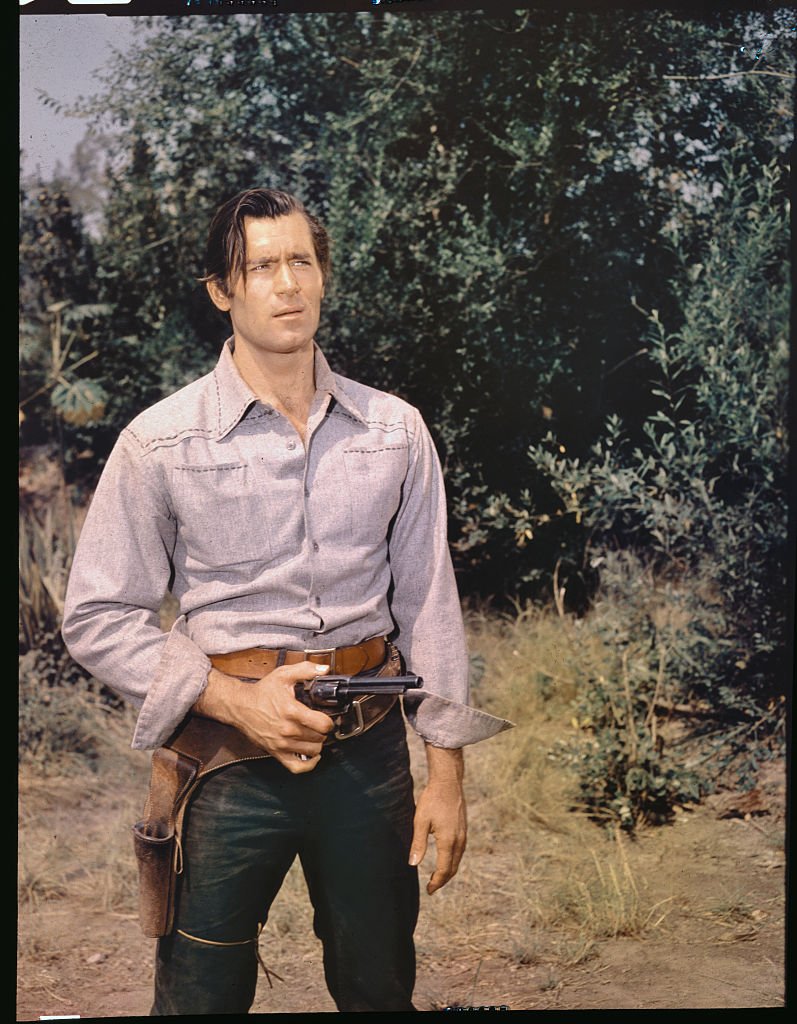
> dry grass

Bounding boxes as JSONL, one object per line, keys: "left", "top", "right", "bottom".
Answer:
{"left": 407, "top": 603, "right": 675, "bottom": 970}
{"left": 703, "top": 893, "right": 757, "bottom": 925}
{"left": 16, "top": 606, "right": 687, "bottom": 1001}
{"left": 18, "top": 708, "right": 148, "bottom": 964}
{"left": 19, "top": 494, "right": 78, "bottom": 650}
{"left": 549, "top": 832, "right": 675, "bottom": 941}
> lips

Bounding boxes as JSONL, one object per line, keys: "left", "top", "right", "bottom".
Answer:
{"left": 274, "top": 308, "right": 304, "bottom": 317}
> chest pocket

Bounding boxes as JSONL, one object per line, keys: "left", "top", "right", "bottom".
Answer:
{"left": 170, "top": 463, "right": 273, "bottom": 570}
{"left": 342, "top": 444, "right": 408, "bottom": 543}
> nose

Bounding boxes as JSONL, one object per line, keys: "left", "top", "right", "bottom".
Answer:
{"left": 275, "top": 259, "right": 300, "bottom": 295}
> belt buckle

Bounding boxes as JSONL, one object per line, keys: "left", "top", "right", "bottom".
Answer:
{"left": 334, "top": 700, "right": 365, "bottom": 741}
{"left": 304, "top": 646, "right": 337, "bottom": 671}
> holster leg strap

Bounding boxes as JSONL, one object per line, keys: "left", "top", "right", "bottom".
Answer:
{"left": 175, "top": 925, "right": 284, "bottom": 989}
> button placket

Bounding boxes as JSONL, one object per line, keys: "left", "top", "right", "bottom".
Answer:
{"left": 302, "top": 427, "right": 322, "bottom": 622}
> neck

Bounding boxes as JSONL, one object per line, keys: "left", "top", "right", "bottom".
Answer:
{"left": 232, "top": 340, "right": 316, "bottom": 436}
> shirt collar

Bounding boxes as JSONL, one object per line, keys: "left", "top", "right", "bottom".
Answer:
{"left": 312, "top": 344, "right": 368, "bottom": 425}
{"left": 213, "top": 339, "right": 259, "bottom": 439}
{"left": 213, "top": 338, "right": 367, "bottom": 439}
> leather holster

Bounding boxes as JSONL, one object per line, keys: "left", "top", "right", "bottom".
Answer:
{"left": 132, "top": 644, "right": 402, "bottom": 937}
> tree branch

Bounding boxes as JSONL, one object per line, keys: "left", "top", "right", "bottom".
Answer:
{"left": 663, "top": 70, "right": 795, "bottom": 82}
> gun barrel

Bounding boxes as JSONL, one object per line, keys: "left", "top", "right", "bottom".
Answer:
{"left": 334, "top": 682, "right": 410, "bottom": 697}
{"left": 295, "top": 674, "right": 423, "bottom": 709}
{"left": 307, "top": 674, "right": 421, "bottom": 703}
{"left": 323, "top": 673, "right": 422, "bottom": 692}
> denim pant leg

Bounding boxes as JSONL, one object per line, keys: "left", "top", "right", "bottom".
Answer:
{"left": 151, "top": 760, "right": 300, "bottom": 1016}
{"left": 151, "top": 706, "right": 418, "bottom": 1016}
{"left": 300, "top": 705, "right": 420, "bottom": 1012}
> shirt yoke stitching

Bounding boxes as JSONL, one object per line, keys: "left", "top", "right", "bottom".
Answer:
{"left": 173, "top": 464, "right": 247, "bottom": 473}
{"left": 126, "top": 425, "right": 218, "bottom": 450}
{"left": 329, "top": 408, "right": 411, "bottom": 431}
{"left": 345, "top": 445, "right": 409, "bottom": 454}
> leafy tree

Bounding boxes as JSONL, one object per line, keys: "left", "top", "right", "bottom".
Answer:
{"left": 39, "top": 8, "right": 793, "bottom": 596}
{"left": 19, "top": 179, "right": 111, "bottom": 460}
{"left": 21, "top": 7, "right": 793, "bottom": 818}
{"left": 505, "top": 156, "right": 790, "bottom": 822}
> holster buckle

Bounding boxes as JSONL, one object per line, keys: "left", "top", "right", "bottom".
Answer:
{"left": 333, "top": 700, "right": 365, "bottom": 740}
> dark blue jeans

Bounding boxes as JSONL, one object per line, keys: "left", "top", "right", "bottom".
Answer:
{"left": 151, "top": 704, "right": 419, "bottom": 1014}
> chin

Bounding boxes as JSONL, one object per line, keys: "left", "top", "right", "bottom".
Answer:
{"left": 261, "top": 336, "right": 315, "bottom": 355}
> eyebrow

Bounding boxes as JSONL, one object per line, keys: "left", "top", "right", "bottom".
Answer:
{"left": 245, "top": 250, "right": 313, "bottom": 267}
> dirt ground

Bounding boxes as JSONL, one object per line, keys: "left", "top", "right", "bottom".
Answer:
{"left": 17, "top": 726, "right": 787, "bottom": 1020}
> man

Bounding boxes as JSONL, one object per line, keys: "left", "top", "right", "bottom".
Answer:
{"left": 62, "top": 188, "right": 509, "bottom": 1014}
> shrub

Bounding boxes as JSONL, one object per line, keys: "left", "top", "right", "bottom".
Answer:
{"left": 19, "top": 488, "right": 127, "bottom": 771}
{"left": 490, "top": 159, "right": 789, "bottom": 827}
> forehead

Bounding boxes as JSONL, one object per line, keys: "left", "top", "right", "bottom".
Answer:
{"left": 243, "top": 211, "right": 315, "bottom": 255}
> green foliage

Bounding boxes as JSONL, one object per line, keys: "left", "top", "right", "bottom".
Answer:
{"left": 531, "top": 159, "right": 788, "bottom": 696}
{"left": 498, "top": 158, "right": 789, "bottom": 824}
{"left": 36, "top": 9, "right": 790, "bottom": 591}
{"left": 555, "top": 552, "right": 712, "bottom": 829}
{"left": 19, "top": 185, "right": 104, "bottom": 448}
{"left": 20, "top": 10, "right": 792, "bottom": 814}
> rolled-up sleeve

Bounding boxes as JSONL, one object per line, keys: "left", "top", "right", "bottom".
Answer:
{"left": 388, "top": 409, "right": 510, "bottom": 748}
{"left": 62, "top": 429, "right": 211, "bottom": 749}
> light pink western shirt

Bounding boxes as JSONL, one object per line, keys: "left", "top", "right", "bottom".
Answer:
{"left": 62, "top": 341, "right": 510, "bottom": 750}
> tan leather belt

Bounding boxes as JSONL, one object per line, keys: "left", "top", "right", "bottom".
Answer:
{"left": 209, "top": 635, "right": 387, "bottom": 680}
{"left": 209, "top": 636, "right": 399, "bottom": 743}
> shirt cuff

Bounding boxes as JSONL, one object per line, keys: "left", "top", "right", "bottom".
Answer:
{"left": 402, "top": 692, "right": 513, "bottom": 748}
{"left": 131, "top": 615, "right": 212, "bottom": 750}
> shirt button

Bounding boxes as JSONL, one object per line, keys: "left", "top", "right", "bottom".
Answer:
{"left": 286, "top": 440, "right": 297, "bottom": 451}
{"left": 315, "top": 596, "right": 321, "bottom": 606}
{"left": 312, "top": 541, "right": 319, "bottom": 552}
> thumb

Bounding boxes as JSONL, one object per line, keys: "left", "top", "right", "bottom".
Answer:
{"left": 283, "top": 661, "right": 331, "bottom": 683}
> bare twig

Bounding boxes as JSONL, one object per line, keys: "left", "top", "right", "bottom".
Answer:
{"left": 644, "top": 644, "right": 668, "bottom": 730}
{"left": 466, "top": 959, "right": 483, "bottom": 1008}
{"left": 686, "top": 707, "right": 786, "bottom": 771}
{"left": 621, "top": 650, "right": 638, "bottom": 767}
{"left": 534, "top": 666, "right": 576, "bottom": 686}
{"left": 552, "top": 559, "right": 566, "bottom": 620}
{"left": 512, "top": 796, "right": 571, "bottom": 836}
{"left": 360, "top": 41, "right": 425, "bottom": 124}
{"left": 652, "top": 698, "right": 739, "bottom": 720}
{"left": 663, "top": 70, "right": 795, "bottom": 82}
{"left": 729, "top": 818, "right": 776, "bottom": 839}
{"left": 603, "top": 348, "right": 650, "bottom": 377}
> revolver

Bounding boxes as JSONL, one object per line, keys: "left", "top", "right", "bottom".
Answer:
{"left": 294, "top": 673, "right": 423, "bottom": 738}
{"left": 295, "top": 673, "right": 423, "bottom": 709}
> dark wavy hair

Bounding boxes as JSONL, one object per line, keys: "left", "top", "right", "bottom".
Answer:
{"left": 200, "top": 188, "right": 331, "bottom": 295}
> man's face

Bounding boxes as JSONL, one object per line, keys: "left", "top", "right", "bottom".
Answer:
{"left": 207, "top": 211, "right": 325, "bottom": 359}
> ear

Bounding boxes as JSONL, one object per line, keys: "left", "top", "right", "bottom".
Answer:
{"left": 206, "top": 278, "right": 232, "bottom": 312}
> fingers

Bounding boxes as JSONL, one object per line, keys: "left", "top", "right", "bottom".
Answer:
{"left": 267, "top": 661, "right": 335, "bottom": 739}
{"left": 273, "top": 750, "right": 323, "bottom": 774}
{"left": 267, "top": 662, "right": 333, "bottom": 771}
{"left": 426, "top": 830, "right": 467, "bottom": 895}
{"left": 409, "top": 786, "right": 468, "bottom": 895}
{"left": 215, "top": 660, "right": 338, "bottom": 764}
